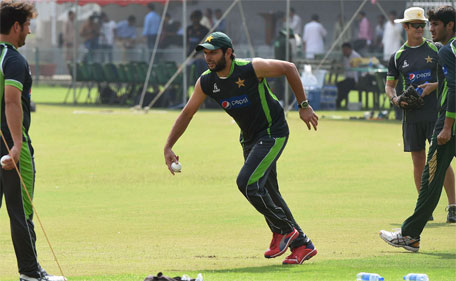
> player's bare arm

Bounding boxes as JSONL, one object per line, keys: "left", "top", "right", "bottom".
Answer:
{"left": 3, "top": 85, "right": 23, "bottom": 170}
{"left": 252, "top": 58, "right": 318, "bottom": 131}
{"left": 164, "top": 78, "right": 207, "bottom": 174}
{"left": 386, "top": 79, "right": 408, "bottom": 107}
{"left": 437, "top": 117, "right": 455, "bottom": 145}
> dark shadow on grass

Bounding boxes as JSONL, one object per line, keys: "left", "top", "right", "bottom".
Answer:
{"left": 389, "top": 222, "right": 452, "bottom": 228}
{"left": 196, "top": 263, "right": 318, "bottom": 275}
{"left": 420, "top": 251, "right": 456, "bottom": 259}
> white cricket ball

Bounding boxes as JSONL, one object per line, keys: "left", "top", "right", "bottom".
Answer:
{"left": 171, "top": 162, "right": 182, "bottom": 173}
{"left": 1, "top": 155, "right": 11, "bottom": 167}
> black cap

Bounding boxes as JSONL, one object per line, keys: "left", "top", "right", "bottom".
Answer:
{"left": 196, "top": 32, "right": 233, "bottom": 51}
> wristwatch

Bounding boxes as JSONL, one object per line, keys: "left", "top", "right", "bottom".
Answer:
{"left": 298, "top": 100, "right": 309, "bottom": 109}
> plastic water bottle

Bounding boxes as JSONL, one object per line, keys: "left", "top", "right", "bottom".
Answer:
{"left": 416, "top": 81, "right": 428, "bottom": 96}
{"left": 403, "top": 273, "right": 429, "bottom": 281}
{"left": 356, "top": 272, "right": 384, "bottom": 281}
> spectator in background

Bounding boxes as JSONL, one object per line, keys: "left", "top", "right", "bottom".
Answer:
{"left": 160, "top": 13, "right": 181, "bottom": 48}
{"left": 289, "top": 7, "right": 302, "bottom": 37}
{"left": 382, "top": 10, "right": 403, "bottom": 61}
{"left": 214, "top": 9, "right": 226, "bottom": 32}
{"left": 302, "top": 14, "right": 327, "bottom": 59}
{"left": 373, "top": 14, "right": 385, "bottom": 53}
{"left": 115, "top": 15, "right": 137, "bottom": 62}
{"left": 332, "top": 15, "right": 351, "bottom": 50}
{"left": 187, "top": 10, "right": 209, "bottom": 84}
{"left": 354, "top": 11, "right": 373, "bottom": 55}
{"left": 143, "top": 3, "right": 161, "bottom": 50}
{"left": 336, "top": 42, "right": 361, "bottom": 109}
{"left": 99, "top": 12, "right": 116, "bottom": 62}
{"left": 63, "top": 10, "right": 75, "bottom": 62}
{"left": 80, "top": 14, "right": 100, "bottom": 62}
{"left": 200, "top": 8, "right": 213, "bottom": 30}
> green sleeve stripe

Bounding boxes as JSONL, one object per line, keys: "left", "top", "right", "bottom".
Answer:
{"left": 258, "top": 80, "right": 273, "bottom": 135}
{"left": 247, "top": 136, "right": 286, "bottom": 185}
{"left": 386, "top": 76, "right": 395, "bottom": 81}
{"left": 264, "top": 80, "right": 279, "bottom": 102}
{"left": 446, "top": 112, "right": 456, "bottom": 119}
{"left": 441, "top": 82, "right": 448, "bottom": 107}
{"left": 5, "top": 79, "right": 23, "bottom": 91}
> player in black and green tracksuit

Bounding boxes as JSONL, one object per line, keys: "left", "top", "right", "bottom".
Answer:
{"left": 164, "top": 32, "right": 319, "bottom": 263}
{"left": 387, "top": 39, "right": 442, "bottom": 151}
{"left": 402, "top": 36, "right": 456, "bottom": 238}
{"left": 0, "top": 42, "right": 40, "bottom": 276}
{"left": 200, "top": 59, "right": 309, "bottom": 243}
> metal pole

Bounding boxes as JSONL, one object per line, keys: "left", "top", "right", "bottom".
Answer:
{"left": 72, "top": 0, "right": 79, "bottom": 104}
{"left": 287, "top": 0, "right": 369, "bottom": 111}
{"left": 237, "top": 0, "right": 255, "bottom": 57}
{"left": 182, "top": 0, "right": 187, "bottom": 106}
{"left": 284, "top": 0, "right": 290, "bottom": 114}
{"left": 137, "top": 0, "right": 170, "bottom": 108}
{"left": 146, "top": 0, "right": 240, "bottom": 109}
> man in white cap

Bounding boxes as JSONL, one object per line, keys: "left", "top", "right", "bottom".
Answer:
{"left": 380, "top": 7, "right": 456, "bottom": 252}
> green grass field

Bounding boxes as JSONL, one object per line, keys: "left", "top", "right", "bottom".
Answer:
{"left": 0, "top": 86, "right": 455, "bottom": 281}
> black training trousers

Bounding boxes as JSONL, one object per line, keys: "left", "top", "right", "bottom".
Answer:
{"left": 237, "top": 135, "right": 309, "bottom": 249}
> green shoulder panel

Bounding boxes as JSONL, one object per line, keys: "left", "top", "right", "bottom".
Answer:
{"left": 235, "top": 59, "right": 251, "bottom": 66}
{"left": 425, "top": 40, "right": 438, "bottom": 53}
{"left": 394, "top": 45, "right": 406, "bottom": 66}
{"left": 201, "top": 69, "right": 212, "bottom": 76}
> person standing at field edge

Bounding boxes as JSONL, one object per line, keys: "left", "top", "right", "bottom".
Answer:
{"left": 380, "top": 5, "right": 456, "bottom": 252}
{"left": 164, "top": 32, "right": 319, "bottom": 265}
{"left": 384, "top": 7, "right": 455, "bottom": 222}
{"left": 0, "top": 2, "right": 66, "bottom": 281}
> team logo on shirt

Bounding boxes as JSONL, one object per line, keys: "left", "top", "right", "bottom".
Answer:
{"left": 442, "top": 66, "right": 448, "bottom": 76}
{"left": 213, "top": 83, "right": 220, "bottom": 93}
{"left": 235, "top": 77, "right": 245, "bottom": 88}
{"left": 221, "top": 94, "right": 250, "bottom": 109}
{"left": 408, "top": 69, "right": 431, "bottom": 83}
{"left": 402, "top": 60, "right": 409, "bottom": 68}
{"left": 425, "top": 56, "right": 433, "bottom": 63}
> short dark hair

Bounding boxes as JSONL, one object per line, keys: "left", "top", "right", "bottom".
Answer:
{"left": 128, "top": 15, "right": 136, "bottom": 23}
{"left": 427, "top": 6, "right": 455, "bottom": 32}
{"left": 147, "top": 3, "right": 155, "bottom": 10}
{"left": 0, "top": 1, "right": 36, "bottom": 35}
{"left": 389, "top": 10, "right": 397, "bottom": 17}
{"left": 311, "top": 14, "right": 319, "bottom": 21}
{"left": 221, "top": 47, "right": 235, "bottom": 60}
{"left": 342, "top": 42, "right": 352, "bottom": 49}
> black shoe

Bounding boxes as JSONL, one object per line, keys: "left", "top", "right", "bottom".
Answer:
{"left": 447, "top": 206, "right": 456, "bottom": 223}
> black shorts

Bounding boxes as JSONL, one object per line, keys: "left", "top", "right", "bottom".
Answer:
{"left": 403, "top": 121, "right": 436, "bottom": 152}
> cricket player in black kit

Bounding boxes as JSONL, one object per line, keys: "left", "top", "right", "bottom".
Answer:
{"left": 384, "top": 7, "right": 455, "bottom": 222}
{"left": 0, "top": 2, "right": 65, "bottom": 281}
{"left": 380, "top": 6, "right": 456, "bottom": 252}
{"left": 164, "top": 32, "right": 319, "bottom": 264}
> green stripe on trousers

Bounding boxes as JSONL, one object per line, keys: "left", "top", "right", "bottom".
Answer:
{"left": 247, "top": 137, "right": 286, "bottom": 185}
{"left": 19, "top": 141, "right": 34, "bottom": 219}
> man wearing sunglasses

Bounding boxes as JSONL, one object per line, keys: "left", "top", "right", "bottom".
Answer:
{"left": 384, "top": 7, "right": 455, "bottom": 224}
{"left": 380, "top": 6, "right": 456, "bottom": 252}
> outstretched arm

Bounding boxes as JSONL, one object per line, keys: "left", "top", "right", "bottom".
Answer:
{"left": 164, "top": 78, "right": 207, "bottom": 174}
{"left": 252, "top": 58, "right": 318, "bottom": 130}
